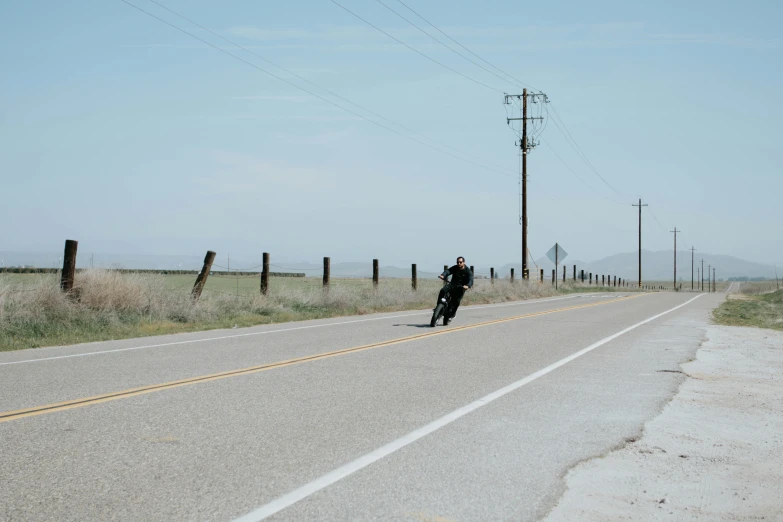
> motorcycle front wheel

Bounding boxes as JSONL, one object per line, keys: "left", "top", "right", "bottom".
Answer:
{"left": 430, "top": 303, "right": 446, "bottom": 327}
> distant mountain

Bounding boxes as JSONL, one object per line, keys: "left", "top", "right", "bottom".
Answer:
{"left": 493, "top": 250, "right": 777, "bottom": 281}
{"left": 1, "top": 249, "right": 776, "bottom": 281}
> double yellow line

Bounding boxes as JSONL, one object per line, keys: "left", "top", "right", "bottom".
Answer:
{"left": 1, "top": 293, "right": 643, "bottom": 424}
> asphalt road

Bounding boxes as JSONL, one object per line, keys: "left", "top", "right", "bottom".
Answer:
{"left": 0, "top": 290, "right": 722, "bottom": 521}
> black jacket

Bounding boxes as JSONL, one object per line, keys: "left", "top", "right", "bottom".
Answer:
{"left": 442, "top": 265, "right": 473, "bottom": 288}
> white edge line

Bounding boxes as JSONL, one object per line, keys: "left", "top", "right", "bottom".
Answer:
{"left": 233, "top": 293, "right": 703, "bottom": 522}
{"left": 0, "top": 294, "right": 598, "bottom": 366}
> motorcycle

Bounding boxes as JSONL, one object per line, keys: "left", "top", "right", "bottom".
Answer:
{"left": 430, "top": 278, "right": 460, "bottom": 327}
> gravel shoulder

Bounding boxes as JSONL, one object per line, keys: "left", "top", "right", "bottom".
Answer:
{"left": 543, "top": 324, "right": 783, "bottom": 521}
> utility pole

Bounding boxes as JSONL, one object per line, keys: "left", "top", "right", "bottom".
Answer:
{"left": 505, "top": 90, "right": 546, "bottom": 278}
{"left": 522, "top": 91, "right": 528, "bottom": 279}
{"left": 690, "top": 247, "right": 696, "bottom": 291}
{"left": 701, "top": 259, "right": 705, "bottom": 292}
{"left": 713, "top": 267, "right": 716, "bottom": 292}
{"left": 708, "top": 264, "right": 711, "bottom": 293}
{"left": 632, "top": 199, "right": 648, "bottom": 287}
{"left": 670, "top": 227, "right": 680, "bottom": 290}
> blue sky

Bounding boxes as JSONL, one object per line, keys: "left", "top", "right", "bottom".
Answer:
{"left": 1, "top": 0, "right": 781, "bottom": 270}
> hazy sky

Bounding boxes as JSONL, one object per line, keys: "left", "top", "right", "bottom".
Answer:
{"left": 1, "top": 0, "right": 781, "bottom": 269}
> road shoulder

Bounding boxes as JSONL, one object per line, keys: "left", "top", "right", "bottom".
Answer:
{"left": 543, "top": 324, "right": 783, "bottom": 521}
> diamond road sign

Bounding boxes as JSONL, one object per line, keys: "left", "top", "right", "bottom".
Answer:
{"left": 546, "top": 243, "right": 568, "bottom": 265}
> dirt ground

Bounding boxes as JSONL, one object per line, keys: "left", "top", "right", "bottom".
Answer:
{"left": 544, "top": 325, "right": 783, "bottom": 521}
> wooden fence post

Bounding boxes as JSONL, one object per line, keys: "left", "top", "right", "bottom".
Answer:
{"left": 490, "top": 267, "right": 494, "bottom": 284}
{"left": 581, "top": 269, "right": 585, "bottom": 282}
{"left": 323, "top": 257, "right": 330, "bottom": 289}
{"left": 260, "top": 252, "right": 270, "bottom": 295}
{"left": 563, "top": 265, "right": 566, "bottom": 283}
{"left": 60, "top": 239, "right": 78, "bottom": 293}
{"left": 551, "top": 269, "right": 555, "bottom": 285}
{"left": 510, "top": 268, "right": 515, "bottom": 282}
{"left": 411, "top": 264, "right": 417, "bottom": 291}
{"left": 573, "top": 265, "right": 576, "bottom": 281}
{"left": 192, "top": 250, "right": 216, "bottom": 302}
{"left": 373, "top": 259, "right": 379, "bottom": 288}
{"left": 540, "top": 268, "right": 544, "bottom": 283}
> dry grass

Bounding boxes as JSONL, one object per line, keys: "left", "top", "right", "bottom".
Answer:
{"left": 0, "top": 269, "right": 638, "bottom": 352}
{"left": 734, "top": 281, "right": 781, "bottom": 295}
{"left": 713, "top": 289, "right": 783, "bottom": 331}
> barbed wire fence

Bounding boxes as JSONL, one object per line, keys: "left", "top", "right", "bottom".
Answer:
{"left": 2, "top": 244, "right": 710, "bottom": 304}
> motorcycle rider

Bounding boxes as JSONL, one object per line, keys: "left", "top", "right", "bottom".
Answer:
{"left": 436, "top": 256, "right": 473, "bottom": 325}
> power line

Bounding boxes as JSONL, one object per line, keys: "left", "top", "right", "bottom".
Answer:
{"left": 329, "top": 0, "right": 503, "bottom": 93}
{"left": 375, "top": 0, "right": 525, "bottom": 91}
{"left": 333, "top": 0, "right": 630, "bottom": 209}
{"left": 144, "top": 0, "right": 516, "bottom": 176}
{"left": 130, "top": 0, "right": 673, "bottom": 246}
{"left": 530, "top": 103, "right": 549, "bottom": 140}
{"left": 119, "top": 0, "right": 516, "bottom": 178}
{"left": 379, "top": 4, "right": 629, "bottom": 204}
{"left": 540, "top": 138, "right": 618, "bottom": 203}
{"left": 645, "top": 205, "right": 667, "bottom": 232}
{"left": 526, "top": 178, "right": 563, "bottom": 204}
{"left": 366, "top": 0, "right": 631, "bottom": 209}
{"left": 544, "top": 105, "right": 627, "bottom": 201}
{"left": 393, "top": 0, "right": 539, "bottom": 91}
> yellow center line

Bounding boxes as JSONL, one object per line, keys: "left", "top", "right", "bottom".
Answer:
{"left": 1, "top": 293, "right": 645, "bottom": 423}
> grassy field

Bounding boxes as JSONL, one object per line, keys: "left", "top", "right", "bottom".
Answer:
{"left": 2, "top": 270, "right": 762, "bottom": 352}
{"left": 713, "top": 288, "right": 783, "bottom": 331}
{"left": 5, "top": 272, "right": 649, "bottom": 294}
{"left": 0, "top": 270, "right": 612, "bottom": 352}
{"left": 0, "top": 269, "right": 652, "bottom": 352}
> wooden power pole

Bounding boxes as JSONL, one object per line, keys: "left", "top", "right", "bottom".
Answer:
{"left": 522, "top": 90, "right": 528, "bottom": 277}
{"left": 632, "top": 199, "right": 647, "bottom": 287}
{"left": 690, "top": 246, "right": 696, "bottom": 291}
{"left": 505, "top": 90, "right": 545, "bottom": 279}
{"left": 671, "top": 227, "right": 680, "bottom": 290}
